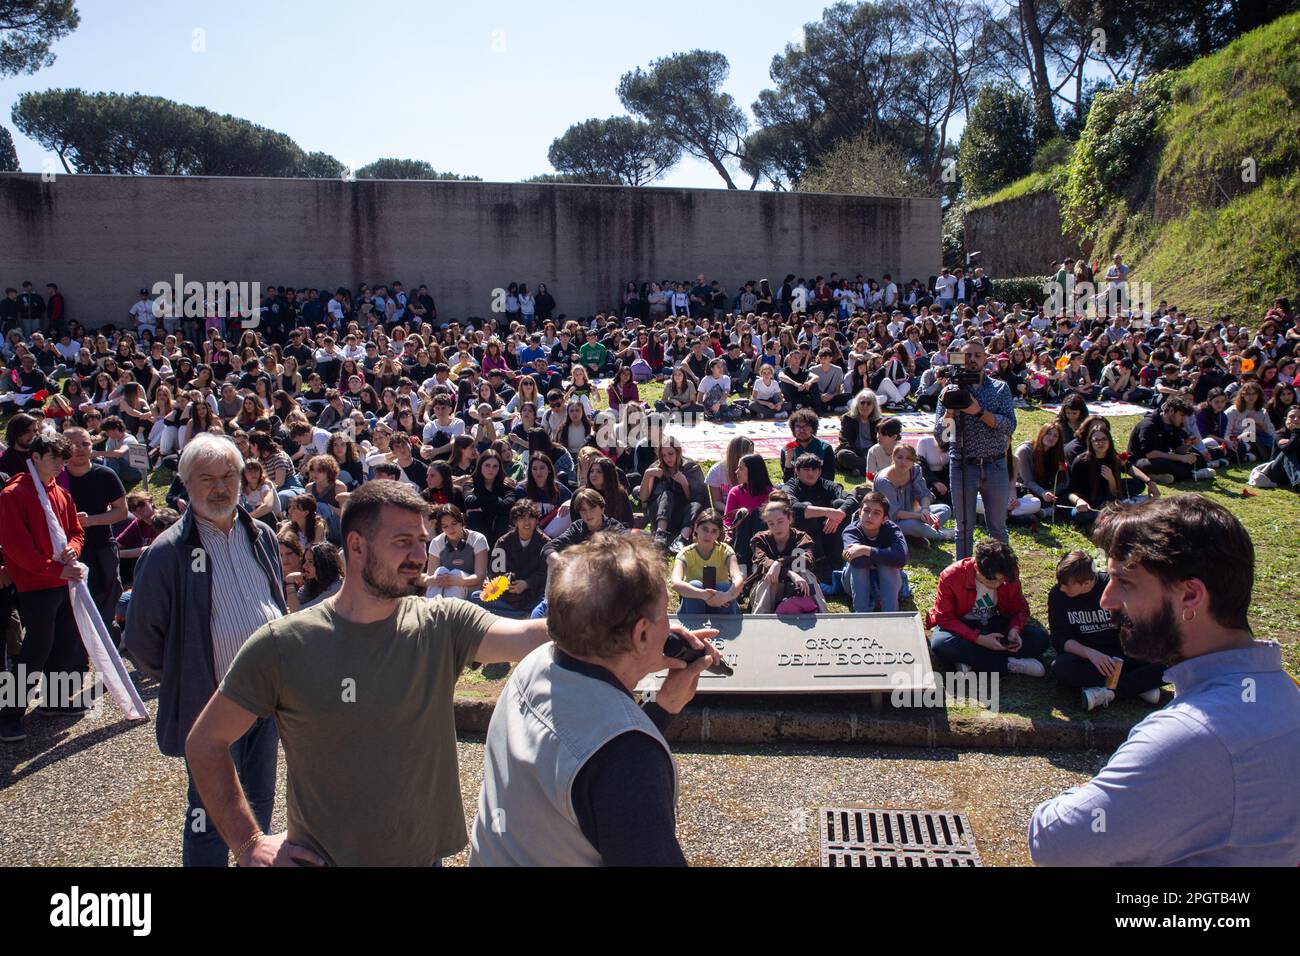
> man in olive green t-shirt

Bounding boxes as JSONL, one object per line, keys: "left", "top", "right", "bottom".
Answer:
{"left": 185, "top": 481, "right": 551, "bottom": 866}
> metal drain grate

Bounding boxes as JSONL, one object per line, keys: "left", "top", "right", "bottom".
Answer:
{"left": 819, "top": 808, "right": 982, "bottom": 867}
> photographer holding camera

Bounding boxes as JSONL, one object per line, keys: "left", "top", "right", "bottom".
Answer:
{"left": 933, "top": 340, "right": 1017, "bottom": 559}
{"left": 470, "top": 532, "right": 721, "bottom": 866}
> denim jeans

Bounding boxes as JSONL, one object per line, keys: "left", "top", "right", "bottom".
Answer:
{"left": 530, "top": 598, "right": 548, "bottom": 619}
{"left": 949, "top": 457, "right": 1009, "bottom": 560}
{"left": 469, "top": 591, "right": 534, "bottom": 619}
{"left": 894, "top": 504, "right": 952, "bottom": 541}
{"left": 678, "top": 580, "right": 739, "bottom": 616}
{"left": 1071, "top": 495, "right": 1150, "bottom": 525}
{"left": 844, "top": 562, "right": 903, "bottom": 613}
{"left": 183, "top": 716, "right": 278, "bottom": 867}
{"left": 929, "top": 623, "right": 1051, "bottom": 674}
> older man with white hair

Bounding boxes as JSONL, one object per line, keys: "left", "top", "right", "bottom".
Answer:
{"left": 125, "top": 433, "right": 287, "bottom": 866}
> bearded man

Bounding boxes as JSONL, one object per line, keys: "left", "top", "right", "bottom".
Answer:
{"left": 1029, "top": 494, "right": 1300, "bottom": 865}
{"left": 183, "top": 480, "right": 553, "bottom": 866}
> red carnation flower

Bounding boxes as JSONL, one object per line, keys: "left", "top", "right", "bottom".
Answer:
{"left": 1118, "top": 451, "right": 1130, "bottom": 464}
{"left": 866, "top": 471, "right": 875, "bottom": 482}
{"left": 1059, "top": 461, "right": 1069, "bottom": 473}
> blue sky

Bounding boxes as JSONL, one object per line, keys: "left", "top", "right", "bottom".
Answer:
{"left": 2, "top": 0, "right": 905, "bottom": 189}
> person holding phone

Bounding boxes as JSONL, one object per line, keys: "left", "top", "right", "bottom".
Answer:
{"left": 925, "top": 538, "right": 1049, "bottom": 676}
{"left": 671, "top": 510, "right": 744, "bottom": 615}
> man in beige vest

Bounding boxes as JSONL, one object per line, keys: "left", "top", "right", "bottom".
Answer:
{"left": 470, "top": 532, "right": 719, "bottom": 866}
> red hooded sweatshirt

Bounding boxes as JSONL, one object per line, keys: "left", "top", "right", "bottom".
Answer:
{"left": 0, "top": 470, "right": 84, "bottom": 592}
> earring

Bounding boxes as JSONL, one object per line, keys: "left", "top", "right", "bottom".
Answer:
{"left": 1181, "top": 608, "right": 1196, "bottom": 623}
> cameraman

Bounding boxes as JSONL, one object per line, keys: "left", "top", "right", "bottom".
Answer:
{"left": 470, "top": 533, "right": 720, "bottom": 866}
{"left": 933, "top": 340, "right": 1016, "bottom": 559}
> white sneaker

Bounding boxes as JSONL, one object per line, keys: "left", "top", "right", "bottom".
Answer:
{"left": 1139, "top": 687, "right": 1162, "bottom": 705}
{"left": 939, "top": 528, "right": 957, "bottom": 541}
{"left": 1082, "top": 686, "right": 1116, "bottom": 711}
{"left": 1007, "top": 657, "right": 1046, "bottom": 678}
{"left": 1193, "top": 468, "right": 1215, "bottom": 480}
{"left": 1249, "top": 465, "right": 1276, "bottom": 488}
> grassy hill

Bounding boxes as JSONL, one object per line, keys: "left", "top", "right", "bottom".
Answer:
{"left": 968, "top": 11, "right": 1300, "bottom": 318}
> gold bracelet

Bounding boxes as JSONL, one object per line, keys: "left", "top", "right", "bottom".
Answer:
{"left": 233, "top": 830, "right": 263, "bottom": 866}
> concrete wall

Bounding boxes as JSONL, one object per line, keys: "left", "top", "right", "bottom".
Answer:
{"left": 965, "top": 190, "right": 1087, "bottom": 277}
{"left": 0, "top": 173, "right": 940, "bottom": 328}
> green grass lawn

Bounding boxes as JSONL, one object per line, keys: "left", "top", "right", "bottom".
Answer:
{"left": 128, "top": 382, "right": 1299, "bottom": 717}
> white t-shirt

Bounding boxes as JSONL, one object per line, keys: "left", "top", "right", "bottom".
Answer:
{"left": 700, "top": 374, "right": 731, "bottom": 395}
{"left": 130, "top": 299, "right": 156, "bottom": 329}
{"left": 752, "top": 378, "right": 782, "bottom": 403}
{"left": 429, "top": 529, "right": 489, "bottom": 561}
{"left": 472, "top": 419, "right": 504, "bottom": 444}
{"left": 422, "top": 417, "right": 465, "bottom": 444}
{"left": 704, "top": 462, "right": 733, "bottom": 506}
{"left": 365, "top": 449, "right": 415, "bottom": 485}
{"left": 934, "top": 274, "right": 957, "bottom": 299}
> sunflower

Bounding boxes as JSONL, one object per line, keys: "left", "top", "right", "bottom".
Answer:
{"left": 480, "top": 575, "right": 511, "bottom": 602}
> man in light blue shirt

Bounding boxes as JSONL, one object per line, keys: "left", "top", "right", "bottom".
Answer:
{"left": 1030, "top": 495, "right": 1300, "bottom": 866}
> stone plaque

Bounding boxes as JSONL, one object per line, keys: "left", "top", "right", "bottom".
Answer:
{"left": 636, "top": 613, "right": 936, "bottom": 695}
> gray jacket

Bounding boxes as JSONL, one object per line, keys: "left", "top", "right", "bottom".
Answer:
{"left": 124, "top": 506, "right": 286, "bottom": 757}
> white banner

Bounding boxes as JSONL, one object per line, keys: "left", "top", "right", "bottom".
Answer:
{"left": 26, "top": 461, "right": 149, "bottom": 722}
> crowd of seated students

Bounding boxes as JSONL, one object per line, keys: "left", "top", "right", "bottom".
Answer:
{"left": 0, "top": 272, "right": 1294, "bottom": 702}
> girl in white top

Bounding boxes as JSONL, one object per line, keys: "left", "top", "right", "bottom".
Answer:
{"left": 749, "top": 363, "right": 785, "bottom": 418}
{"left": 425, "top": 508, "right": 490, "bottom": 600}
{"left": 240, "top": 460, "right": 279, "bottom": 522}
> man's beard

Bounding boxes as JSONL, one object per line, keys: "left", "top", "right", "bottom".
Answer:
{"left": 361, "top": 550, "right": 425, "bottom": 600}
{"left": 1115, "top": 598, "right": 1184, "bottom": 665}
{"left": 191, "top": 496, "right": 236, "bottom": 524}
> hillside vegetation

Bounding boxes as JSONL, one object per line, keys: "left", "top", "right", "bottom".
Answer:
{"left": 968, "top": 12, "right": 1300, "bottom": 318}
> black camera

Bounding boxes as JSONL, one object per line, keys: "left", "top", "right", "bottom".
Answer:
{"left": 663, "top": 633, "right": 734, "bottom": 677}
{"left": 938, "top": 348, "right": 982, "bottom": 410}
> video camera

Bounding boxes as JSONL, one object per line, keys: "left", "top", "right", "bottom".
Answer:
{"left": 937, "top": 349, "right": 983, "bottom": 410}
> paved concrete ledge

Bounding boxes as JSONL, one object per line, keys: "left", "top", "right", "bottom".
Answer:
{"left": 453, "top": 695, "right": 1136, "bottom": 751}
